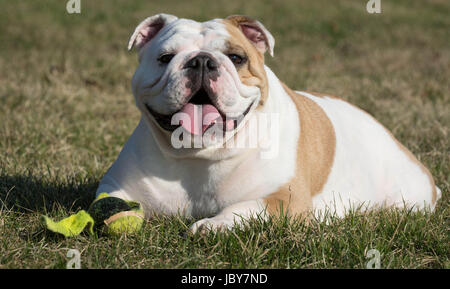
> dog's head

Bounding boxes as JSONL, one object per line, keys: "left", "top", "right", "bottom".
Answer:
{"left": 129, "top": 14, "right": 274, "bottom": 158}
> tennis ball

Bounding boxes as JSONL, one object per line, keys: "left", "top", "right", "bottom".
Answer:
{"left": 87, "top": 194, "right": 144, "bottom": 235}
{"left": 88, "top": 196, "right": 132, "bottom": 228}
{"left": 106, "top": 214, "right": 144, "bottom": 236}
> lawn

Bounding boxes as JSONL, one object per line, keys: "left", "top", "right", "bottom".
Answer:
{"left": 0, "top": 0, "right": 448, "bottom": 268}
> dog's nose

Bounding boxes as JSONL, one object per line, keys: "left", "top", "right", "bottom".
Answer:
{"left": 184, "top": 54, "right": 218, "bottom": 72}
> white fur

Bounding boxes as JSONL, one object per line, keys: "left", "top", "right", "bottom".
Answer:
{"left": 97, "top": 65, "right": 299, "bottom": 230}
{"left": 297, "top": 92, "right": 439, "bottom": 217}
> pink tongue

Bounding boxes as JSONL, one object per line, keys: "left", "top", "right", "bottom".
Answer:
{"left": 179, "top": 103, "right": 234, "bottom": 135}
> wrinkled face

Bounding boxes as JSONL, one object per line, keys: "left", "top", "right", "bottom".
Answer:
{"left": 129, "top": 15, "right": 274, "bottom": 157}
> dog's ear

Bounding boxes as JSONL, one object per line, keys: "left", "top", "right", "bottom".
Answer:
{"left": 128, "top": 14, "right": 178, "bottom": 51}
{"left": 225, "top": 15, "right": 275, "bottom": 56}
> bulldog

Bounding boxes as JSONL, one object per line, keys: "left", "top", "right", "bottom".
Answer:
{"left": 96, "top": 14, "right": 441, "bottom": 233}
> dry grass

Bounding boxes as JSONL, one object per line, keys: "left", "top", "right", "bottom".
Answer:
{"left": 0, "top": 0, "right": 448, "bottom": 268}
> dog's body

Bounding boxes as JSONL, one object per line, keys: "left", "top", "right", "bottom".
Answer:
{"left": 97, "top": 14, "right": 440, "bottom": 232}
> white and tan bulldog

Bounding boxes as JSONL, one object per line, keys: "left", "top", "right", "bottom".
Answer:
{"left": 97, "top": 14, "right": 441, "bottom": 233}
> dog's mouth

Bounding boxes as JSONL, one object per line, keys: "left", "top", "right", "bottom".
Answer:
{"left": 145, "top": 88, "right": 253, "bottom": 135}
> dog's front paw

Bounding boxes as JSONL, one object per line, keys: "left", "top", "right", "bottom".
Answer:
{"left": 189, "top": 217, "right": 232, "bottom": 235}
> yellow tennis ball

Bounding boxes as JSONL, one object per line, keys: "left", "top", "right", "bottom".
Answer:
{"left": 106, "top": 214, "right": 144, "bottom": 235}
{"left": 88, "top": 196, "right": 132, "bottom": 228}
{"left": 88, "top": 194, "right": 144, "bottom": 235}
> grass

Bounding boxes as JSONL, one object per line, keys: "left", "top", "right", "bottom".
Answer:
{"left": 0, "top": 0, "right": 448, "bottom": 268}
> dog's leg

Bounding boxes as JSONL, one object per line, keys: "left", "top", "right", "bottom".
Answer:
{"left": 189, "top": 199, "right": 267, "bottom": 234}
{"left": 96, "top": 185, "right": 131, "bottom": 200}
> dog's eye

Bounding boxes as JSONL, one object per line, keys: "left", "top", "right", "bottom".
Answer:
{"left": 227, "top": 54, "right": 246, "bottom": 66}
{"left": 158, "top": 54, "right": 175, "bottom": 64}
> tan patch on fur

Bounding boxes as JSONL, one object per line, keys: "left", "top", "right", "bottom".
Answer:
{"left": 264, "top": 84, "right": 336, "bottom": 216}
{"left": 306, "top": 90, "right": 438, "bottom": 205}
{"left": 222, "top": 18, "right": 269, "bottom": 107}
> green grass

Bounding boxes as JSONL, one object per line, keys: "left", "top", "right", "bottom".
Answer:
{"left": 0, "top": 0, "right": 448, "bottom": 268}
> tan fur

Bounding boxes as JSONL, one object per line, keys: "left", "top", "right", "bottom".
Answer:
{"left": 222, "top": 17, "right": 269, "bottom": 107}
{"left": 264, "top": 85, "right": 336, "bottom": 216}
{"left": 307, "top": 91, "right": 438, "bottom": 205}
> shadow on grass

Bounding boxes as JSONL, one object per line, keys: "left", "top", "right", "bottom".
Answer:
{"left": 0, "top": 173, "right": 97, "bottom": 213}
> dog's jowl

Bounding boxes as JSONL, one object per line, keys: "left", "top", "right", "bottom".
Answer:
{"left": 97, "top": 14, "right": 441, "bottom": 233}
